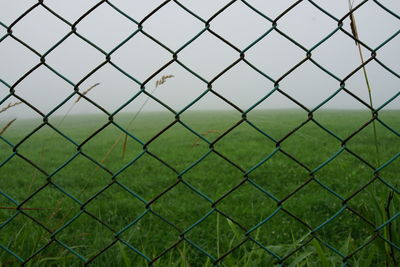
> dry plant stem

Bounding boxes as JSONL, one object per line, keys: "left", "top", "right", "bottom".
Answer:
{"left": 121, "top": 75, "right": 174, "bottom": 158}
{"left": 121, "top": 86, "right": 157, "bottom": 158}
{"left": 28, "top": 83, "right": 101, "bottom": 194}
{"left": 0, "top": 101, "right": 22, "bottom": 114}
{"left": 96, "top": 74, "right": 174, "bottom": 166}
{"left": 75, "top": 82, "right": 100, "bottom": 103}
{"left": 0, "top": 102, "right": 21, "bottom": 135}
{"left": 0, "top": 118, "right": 16, "bottom": 136}
{"left": 63, "top": 79, "right": 170, "bottom": 228}
{"left": 349, "top": 2, "right": 380, "bottom": 166}
{"left": 97, "top": 86, "right": 158, "bottom": 168}
{"left": 155, "top": 74, "right": 174, "bottom": 88}
{"left": 349, "top": 3, "right": 392, "bottom": 264}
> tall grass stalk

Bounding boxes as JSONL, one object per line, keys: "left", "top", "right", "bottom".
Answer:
{"left": 348, "top": 2, "right": 398, "bottom": 265}
{"left": 348, "top": 0, "right": 380, "bottom": 166}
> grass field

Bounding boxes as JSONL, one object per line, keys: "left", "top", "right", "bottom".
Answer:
{"left": 0, "top": 109, "right": 399, "bottom": 266}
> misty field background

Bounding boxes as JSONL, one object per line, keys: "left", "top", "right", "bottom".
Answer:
{"left": 1, "top": 0, "right": 400, "bottom": 266}
{"left": 0, "top": 110, "right": 399, "bottom": 266}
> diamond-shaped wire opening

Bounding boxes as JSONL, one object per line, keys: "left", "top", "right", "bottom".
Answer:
{"left": 141, "top": 1, "right": 204, "bottom": 51}
{"left": 0, "top": 1, "right": 37, "bottom": 25}
{"left": 375, "top": 33, "right": 400, "bottom": 74}
{"left": 182, "top": 152, "right": 244, "bottom": 201}
{"left": 178, "top": 31, "right": 239, "bottom": 81}
{"left": 343, "top": 61, "right": 399, "bottom": 108}
{"left": 316, "top": 150, "right": 375, "bottom": 198}
{"left": 279, "top": 120, "right": 341, "bottom": 169}
{"left": 113, "top": 106, "right": 175, "bottom": 143}
{"left": 346, "top": 119, "right": 400, "bottom": 165}
{"left": 248, "top": 209, "right": 312, "bottom": 261}
{"left": 282, "top": 180, "right": 342, "bottom": 229}
{"left": 210, "top": 1, "right": 271, "bottom": 50}
{"left": 44, "top": 0, "right": 100, "bottom": 23}
{"left": 0, "top": 213, "right": 51, "bottom": 263}
{"left": 247, "top": 87, "right": 304, "bottom": 111}
{"left": 80, "top": 124, "right": 143, "bottom": 172}
{"left": 246, "top": 105, "right": 308, "bottom": 138}
{"left": 149, "top": 181, "right": 211, "bottom": 230}
{"left": 116, "top": 152, "right": 177, "bottom": 202}
{"left": 179, "top": 92, "right": 242, "bottom": 126}
{"left": 212, "top": 61, "right": 275, "bottom": 110}
{"left": 21, "top": 184, "right": 80, "bottom": 232}
{"left": 45, "top": 34, "right": 105, "bottom": 83}
{"left": 76, "top": 2, "right": 137, "bottom": 52}
{"left": 350, "top": 0, "right": 400, "bottom": 48}
{"left": 213, "top": 121, "right": 277, "bottom": 170}
{"left": 139, "top": 63, "right": 207, "bottom": 112}
{"left": 16, "top": 125, "right": 76, "bottom": 173}
{"left": 111, "top": 32, "right": 171, "bottom": 82}
{"left": 0, "top": 155, "right": 47, "bottom": 204}
{"left": 84, "top": 183, "right": 146, "bottom": 231}
{"left": 349, "top": 177, "right": 398, "bottom": 227}
{"left": 311, "top": 30, "right": 365, "bottom": 79}
{"left": 277, "top": 0, "right": 338, "bottom": 48}
{"left": 118, "top": 211, "right": 180, "bottom": 263}
{"left": 146, "top": 122, "right": 210, "bottom": 172}
{"left": 13, "top": 66, "right": 73, "bottom": 115}
{"left": 279, "top": 60, "right": 340, "bottom": 110}
{"left": 216, "top": 182, "right": 277, "bottom": 229}
{"left": 0, "top": 37, "right": 38, "bottom": 85}
{"left": 47, "top": 105, "right": 108, "bottom": 143}
{"left": 55, "top": 212, "right": 116, "bottom": 260}
{"left": 185, "top": 211, "right": 246, "bottom": 260}
{"left": 11, "top": 6, "right": 70, "bottom": 54}
{"left": 312, "top": 107, "right": 372, "bottom": 140}
{"left": 316, "top": 208, "right": 376, "bottom": 255}
{"left": 51, "top": 153, "right": 112, "bottom": 202}
{"left": 245, "top": 30, "right": 305, "bottom": 80}
{"left": 248, "top": 151, "right": 310, "bottom": 200}
{"left": 75, "top": 64, "right": 141, "bottom": 113}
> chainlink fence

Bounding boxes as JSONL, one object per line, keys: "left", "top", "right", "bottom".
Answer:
{"left": 0, "top": 0, "right": 399, "bottom": 266}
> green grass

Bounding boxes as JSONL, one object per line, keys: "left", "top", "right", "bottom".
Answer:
{"left": 0, "top": 109, "right": 399, "bottom": 266}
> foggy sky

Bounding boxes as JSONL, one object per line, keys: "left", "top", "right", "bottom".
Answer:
{"left": 0, "top": 0, "right": 399, "bottom": 120}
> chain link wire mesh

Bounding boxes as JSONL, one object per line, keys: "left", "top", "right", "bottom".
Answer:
{"left": 0, "top": 0, "right": 399, "bottom": 266}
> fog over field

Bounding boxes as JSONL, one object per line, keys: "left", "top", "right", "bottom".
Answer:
{"left": 0, "top": 0, "right": 399, "bottom": 120}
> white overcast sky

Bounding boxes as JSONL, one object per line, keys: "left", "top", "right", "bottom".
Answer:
{"left": 0, "top": 0, "right": 399, "bottom": 119}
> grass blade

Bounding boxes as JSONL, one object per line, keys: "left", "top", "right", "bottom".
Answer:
{"left": 311, "top": 239, "right": 330, "bottom": 267}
